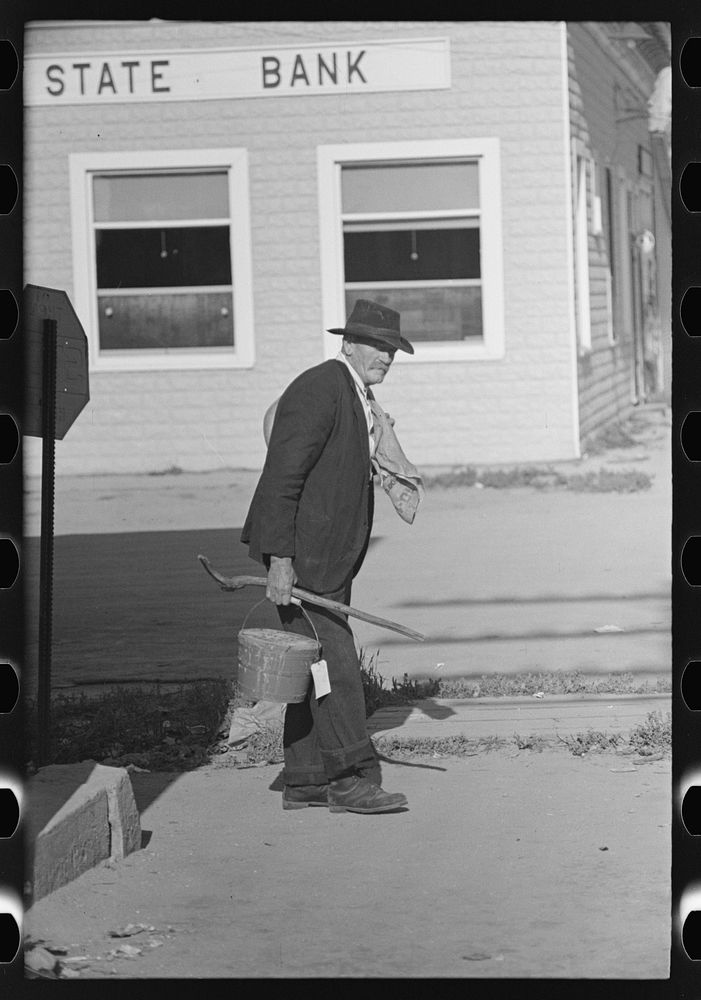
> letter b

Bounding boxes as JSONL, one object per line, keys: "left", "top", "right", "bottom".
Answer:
{"left": 262, "top": 56, "right": 281, "bottom": 88}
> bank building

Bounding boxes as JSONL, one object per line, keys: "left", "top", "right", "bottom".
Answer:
{"left": 22, "top": 20, "right": 671, "bottom": 476}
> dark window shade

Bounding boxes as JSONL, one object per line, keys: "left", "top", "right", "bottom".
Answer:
{"left": 344, "top": 286, "right": 482, "bottom": 342}
{"left": 96, "top": 226, "right": 232, "bottom": 288}
{"left": 344, "top": 228, "right": 480, "bottom": 283}
{"left": 98, "top": 292, "right": 234, "bottom": 350}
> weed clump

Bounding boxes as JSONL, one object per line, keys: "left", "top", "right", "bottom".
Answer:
{"left": 359, "top": 649, "right": 440, "bottom": 716}
{"left": 628, "top": 710, "right": 671, "bottom": 754}
{"left": 554, "top": 710, "right": 670, "bottom": 758}
{"left": 557, "top": 730, "right": 623, "bottom": 755}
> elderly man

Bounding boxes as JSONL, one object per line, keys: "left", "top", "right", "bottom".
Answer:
{"left": 241, "top": 299, "right": 417, "bottom": 814}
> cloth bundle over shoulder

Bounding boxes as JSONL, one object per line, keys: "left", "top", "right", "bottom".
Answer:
{"left": 263, "top": 392, "right": 424, "bottom": 524}
{"left": 369, "top": 399, "right": 424, "bottom": 524}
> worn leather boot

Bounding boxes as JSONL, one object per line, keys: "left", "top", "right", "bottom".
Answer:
{"left": 282, "top": 783, "right": 329, "bottom": 810}
{"left": 328, "top": 775, "right": 408, "bottom": 814}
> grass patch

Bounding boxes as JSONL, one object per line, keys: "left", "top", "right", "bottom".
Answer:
{"left": 147, "top": 465, "right": 184, "bottom": 476}
{"left": 373, "top": 732, "right": 504, "bottom": 759}
{"left": 424, "top": 466, "right": 479, "bottom": 489}
{"left": 422, "top": 464, "right": 651, "bottom": 493}
{"left": 26, "top": 680, "right": 235, "bottom": 772}
{"left": 423, "top": 465, "right": 566, "bottom": 490}
{"left": 479, "top": 467, "right": 564, "bottom": 489}
{"left": 437, "top": 670, "right": 671, "bottom": 699}
{"left": 565, "top": 469, "right": 652, "bottom": 492}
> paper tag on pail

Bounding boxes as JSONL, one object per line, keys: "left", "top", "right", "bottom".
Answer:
{"left": 311, "top": 659, "right": 330, "bottom": 699}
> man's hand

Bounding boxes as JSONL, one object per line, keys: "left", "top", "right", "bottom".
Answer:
{"left": 267, "top": 556, "right": 296, "bottom": 605}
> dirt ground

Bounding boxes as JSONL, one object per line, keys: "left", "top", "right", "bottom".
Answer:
{"left": 25, "top": 748, "right": 670, "bottom": 980}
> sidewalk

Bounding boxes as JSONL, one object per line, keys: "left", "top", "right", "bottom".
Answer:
{"left": 24, "top": 735, "right": 671, "bottom": 980}
{"left": 25, "top": 688, "right": 670, "bottom": 934}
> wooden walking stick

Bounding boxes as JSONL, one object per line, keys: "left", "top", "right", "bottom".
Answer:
{"left": 197, "top": 555, "right": 425, "bottom": 642}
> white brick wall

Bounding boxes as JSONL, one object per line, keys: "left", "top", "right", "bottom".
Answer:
{"left": 23, "top": 20, "right": 577, "bottom": 475}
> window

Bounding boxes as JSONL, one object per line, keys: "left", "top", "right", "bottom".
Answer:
{"left": 70, "top": 149, "right": 254, "bottom": 370}
{"left": 574, "top": 154, "right": 592, "bottom": 353}
{"left": 617, "top": 173, "right": 635, "bottom": 338}
{"left": 638, "top": 145, "right": 653, "bottom": 179}
{"left": 318, "top": 139, "right": 504, "bottom": 362}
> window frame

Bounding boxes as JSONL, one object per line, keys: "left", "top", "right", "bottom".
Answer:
{"left": 317, "top": 138, "right": 505, "bottom": 363}
{"left": 69, "top": 148, "right": 255, "bottom": 371}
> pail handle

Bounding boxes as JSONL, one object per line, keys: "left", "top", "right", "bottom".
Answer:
{"left": 240, "top": 597, "right": 321, "bottom": 654}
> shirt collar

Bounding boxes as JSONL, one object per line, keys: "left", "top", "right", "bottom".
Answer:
{"left": 336, "top": 352, "right": 369, "bottom": 399}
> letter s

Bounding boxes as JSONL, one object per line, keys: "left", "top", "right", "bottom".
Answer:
{"left": 46, "top": 64, "right": 64, "bottom": 97}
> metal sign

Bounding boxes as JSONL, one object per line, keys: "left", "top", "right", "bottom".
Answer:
{"left": 24, "top": 284, "right": 89, "bottom": 440}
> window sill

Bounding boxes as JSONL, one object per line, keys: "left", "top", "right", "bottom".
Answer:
{"left": 394, "top": 342, "right": 505, "bottom": 363}
{"left": 91, "top": 350, "right": 253, "bottom": 372}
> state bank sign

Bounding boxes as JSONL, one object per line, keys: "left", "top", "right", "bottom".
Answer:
{"left": 24, "top": 37, "right": 450, "bottom": 105}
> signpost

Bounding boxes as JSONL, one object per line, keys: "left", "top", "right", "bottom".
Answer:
{"left": 23, "top": 284, "right": 89, "bottom": 764}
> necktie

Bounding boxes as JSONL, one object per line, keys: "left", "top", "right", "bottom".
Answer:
{"left": 366, "top": 388, "right": 376, "bottom": 459}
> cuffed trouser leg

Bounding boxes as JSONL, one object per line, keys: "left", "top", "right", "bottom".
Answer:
{"left": 277, "top": 580, "right": 379, "bottom": 786}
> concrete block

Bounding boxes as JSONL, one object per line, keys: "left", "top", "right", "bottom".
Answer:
{"left": 101, "top": 765, "right": 141, "bottom": 859}
{"left": 26, "top": 761, "right": 141, "bottom": 902}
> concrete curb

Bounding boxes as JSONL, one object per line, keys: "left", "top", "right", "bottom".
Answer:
{"left": 26, "top": 762, "right": 141, "bottom": 902}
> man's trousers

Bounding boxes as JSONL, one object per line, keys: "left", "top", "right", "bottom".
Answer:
{"left": 277, "top": 577, "right": 381, "bottom": 787}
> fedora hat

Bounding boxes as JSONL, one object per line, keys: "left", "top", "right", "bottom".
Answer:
{"left": 327, "top": 299, "right": 414, "bottom": 355}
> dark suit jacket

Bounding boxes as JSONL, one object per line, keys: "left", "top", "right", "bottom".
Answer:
{"left": 241, "top": 359, "right": 374, "bottom": 594}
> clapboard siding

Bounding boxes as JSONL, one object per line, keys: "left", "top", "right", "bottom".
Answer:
{"left": 567, "top": 23, "right": 662, "bottom": 442}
